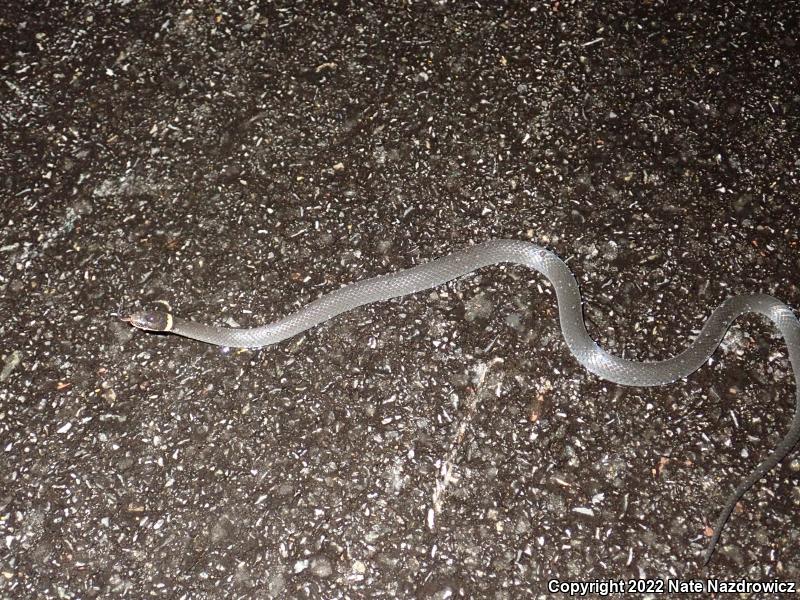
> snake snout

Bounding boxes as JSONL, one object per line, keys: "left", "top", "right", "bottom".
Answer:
{"left": 128, "top": 310, "right": 173, "bottom": 332}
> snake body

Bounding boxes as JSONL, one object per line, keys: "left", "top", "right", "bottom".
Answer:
{"left": 127, "top": 239, "right": 800, "bottom": 563}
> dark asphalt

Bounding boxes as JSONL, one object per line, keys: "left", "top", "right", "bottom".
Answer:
{"left": 2, "top": 1, "right": 799, "bottom": 598}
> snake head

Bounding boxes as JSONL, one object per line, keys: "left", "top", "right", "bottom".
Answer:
{"left": 127, "top": 311, "right": 173, "bottom": 332}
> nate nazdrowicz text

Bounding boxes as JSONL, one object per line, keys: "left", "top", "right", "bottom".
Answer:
{"left": 547, "top": 578, "right": 796, "bottom": 596}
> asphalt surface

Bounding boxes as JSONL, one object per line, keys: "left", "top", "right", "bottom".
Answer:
{"left": 2, "top": 1, "right": 799, "bottom": 598}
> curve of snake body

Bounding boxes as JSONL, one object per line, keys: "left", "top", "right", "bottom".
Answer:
{"left": 127, "top": 239, "right": 800, "bottom": 564}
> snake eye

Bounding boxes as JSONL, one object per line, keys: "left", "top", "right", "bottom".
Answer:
{"left": 128, "top": 311, "right": 172, "bottom": 332}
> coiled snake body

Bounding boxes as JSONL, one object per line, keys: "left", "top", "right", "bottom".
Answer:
{"left": 127, "top": 239, "right": 800, "bottom": 564}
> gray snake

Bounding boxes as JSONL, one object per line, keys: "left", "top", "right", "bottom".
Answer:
{"left": 126, "top": 239, "right": 800, "bottom": 564}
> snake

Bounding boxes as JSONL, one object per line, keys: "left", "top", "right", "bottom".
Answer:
{"left": 126, "top": 239, "right": 800, "bottom": 564}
